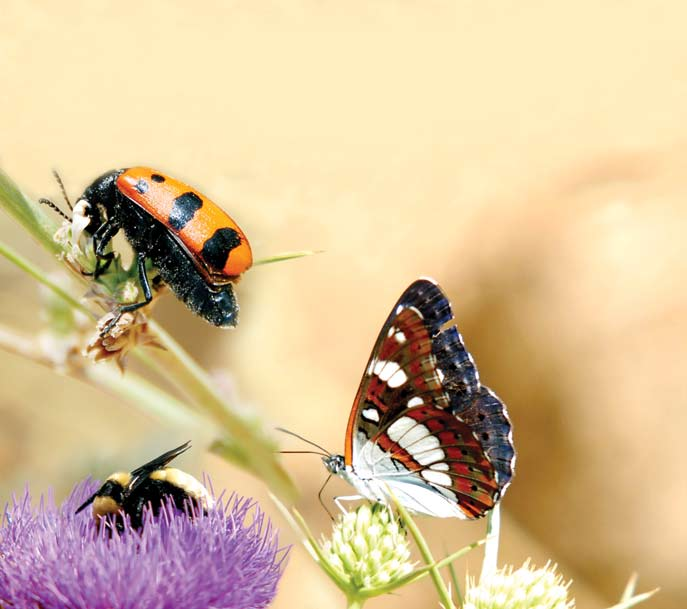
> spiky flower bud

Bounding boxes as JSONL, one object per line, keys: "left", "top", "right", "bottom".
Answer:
{"left": 320, "top": 504, "right": 413, "bottom": 592}
{"left": 465, "top": 560, "right": 574, "bottom": 609}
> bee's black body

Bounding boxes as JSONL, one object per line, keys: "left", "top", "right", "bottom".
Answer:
{"left": 76, "top": 442, "right": 212, "bottom": 530}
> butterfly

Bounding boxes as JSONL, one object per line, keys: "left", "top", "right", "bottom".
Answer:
{"left": 322, "top": 278, "right": 515, "bottom": 519}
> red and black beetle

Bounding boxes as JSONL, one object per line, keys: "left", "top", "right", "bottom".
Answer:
{"left": 74, "top": 167, "right": 252, "bottom": 328}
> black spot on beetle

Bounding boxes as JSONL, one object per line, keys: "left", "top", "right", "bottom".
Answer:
{"left": 201, "top": 227, "right": 241, "bottom": 271}
{"left": 481, "top": 432, "right": 490, "bottom": 441}
{"left": 135, "top": 179, "right": 149, "bottom": 194}
{"left": 169, "top": 192, "right": 203, "bottom": 231}
{"left": 151, "top": 174, "right": 166, "bottom": 183}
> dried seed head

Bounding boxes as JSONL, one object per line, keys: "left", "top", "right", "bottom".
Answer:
{"left": 85, "top": 310, "right": 161, "bottom": 369}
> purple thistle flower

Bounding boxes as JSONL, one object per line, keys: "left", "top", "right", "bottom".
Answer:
{"left": 0, "top": 479, "right": 289, "bottom": 609}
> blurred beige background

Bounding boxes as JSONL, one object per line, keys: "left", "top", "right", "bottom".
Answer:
{"left": 0, "top": 1, "right": 685, "bottom": 608}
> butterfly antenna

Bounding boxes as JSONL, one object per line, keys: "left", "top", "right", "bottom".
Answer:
{"left": 52, "top": 169, "right": 73, "bottom": 211}
{"left": 275, "top": 427, "right": 332, "bottom": 457}
{"left": 317, "top": 473, "right": 335, "bottom": 520}
{"left": 279, "top": 450, "right": 329, "bottom": 456}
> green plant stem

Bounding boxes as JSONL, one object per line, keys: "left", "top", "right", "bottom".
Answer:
{"left": 145, "top": 321, "right": 235, "bottom": 421}
{"left": 0, "top": 241, "right": 90, "bottom": 315}
{"left": 446, "top": 549, "right": 464, "bottom": 607}
{"left": 144, "top": 321, "right": 297, "bottom": 501}
{"left": 0, "top": 168, "right": 62, "bottom": 255}
{"left": 432, "top": 539, "right": 485, "bottom": 571}
{"left": 0, "top": 323, "right": 202, "bottom": 429}
{"left": 607, "top": 575, "right": 659, "bottom": 609}
{"left": 390, "top": 494, "right": 455, "bottom": 609}
{"left": 84, "top": 364, "right": 207, "bottom": 429}
{"left": 606, "top": 590, "right": 659, "bottom": 609}
{"left": 253, "top": 249, "right": 321, "bottom": 266}
{"left": 345, "top": 597, "right": 365, "bottom": 609}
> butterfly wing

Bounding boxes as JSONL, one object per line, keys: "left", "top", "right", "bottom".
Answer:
{"left": 456, "top": 387, "right": 515, "bottom": 494}
{"left": 344, "top": 279, "right": 514, "bottom": 518}
{"left": 344, "top": 279, "right": 479, "bottom": 462}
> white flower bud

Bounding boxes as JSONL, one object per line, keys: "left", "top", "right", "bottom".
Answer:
{"left": 465, "top": 561, "right": 574, "bottom": 609}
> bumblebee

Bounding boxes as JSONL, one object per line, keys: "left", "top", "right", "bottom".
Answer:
{"left": 76, "top": 441, "right": 213, "bottom": 529}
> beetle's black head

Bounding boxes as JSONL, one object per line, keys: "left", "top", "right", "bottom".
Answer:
{"left": 80, "top": 169, "right": 126, "bottom": 216}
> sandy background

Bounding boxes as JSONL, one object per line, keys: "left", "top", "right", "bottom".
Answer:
{"left": 0, "top": 2, "right": 685, "bottom": 608}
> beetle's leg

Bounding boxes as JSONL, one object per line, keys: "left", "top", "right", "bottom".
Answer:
{"left": 90, "top": 220, "right": 120, "bottom": 278}
{"left": 90, "top": 253, "right": 115, "bottom": 277}
{"left": 99, "top": 252, "right": 153, "bottom": 336}
{"left": 123, "top": 251, "right": 154, "bottom": 310}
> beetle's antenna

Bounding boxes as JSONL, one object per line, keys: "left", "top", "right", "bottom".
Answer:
{"left": 38, "top": 197, "right": 70, "bottom": 221}
{"left": 275, "top": 427, "right": 332, "bottom": 456}
{"left": 52, "top": 170, "right": 73, "bottom": 210}
{"left": 38, "top": 169, "right": 74, "bottom": 221}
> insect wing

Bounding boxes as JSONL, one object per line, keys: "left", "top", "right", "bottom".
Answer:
{"left": 344, "top": 279, "right": 513, "bottom": 518}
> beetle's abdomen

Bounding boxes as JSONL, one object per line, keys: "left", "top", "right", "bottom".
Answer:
{"left": 116, "top": 167, "right": 252, "bottom": 279}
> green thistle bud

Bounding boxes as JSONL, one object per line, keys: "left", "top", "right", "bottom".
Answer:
{"left": 320, "top": 504, "right": 414, "bottom": 593}
{"left": 465, "top": 560, "right": 574, "bottom": 609}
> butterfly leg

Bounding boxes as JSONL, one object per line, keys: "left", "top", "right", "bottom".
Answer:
{"left": 333, "top": 495, "right": 365, "bottom": 515}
